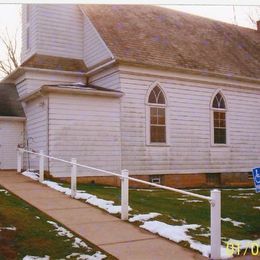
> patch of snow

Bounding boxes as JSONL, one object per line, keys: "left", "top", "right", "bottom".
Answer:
{"left": 177, "top": 198, "right": 187, "bottom": 201}
{"left": 172, "top": 218, "right": 186, "bottom": 224}
{"left": 47, "top": 221, "right": 73, "bottom": 238}
{"left": 22, "top": 171, "right": 125, "bottom": 215}
{"left": 22, "top": 171, "right": 130, "bottom": 215}
{"left": 140, "top": 221, "right": 200, "bottom": 243}
{"left": 22, "top": 171, "right": 39, "bottom": 180}
{"left": 197, "top": 233, "right": 211, "bottom": 237}
{"left": 35, "top": 216, "right": 40, "bottom": 219}
{"left": 134, "top": 189, "right": 156, "bottom": 192}
{"left": 0, "top": 189, "right": 8, "bottom": 194}
{"left": 0, "top": 226, "right": 16, "bottom": 231}
{"left": 222, "top": 218, "right": 245, "bottom": 227}
{"left": 224, "top": 188, "right": 255, "bottom": 191}
{"left": 66, "top": 252, "right": 106, "bottom": 260}
{"left": 129, "top": 213, "right": 161, "bottom": 222}
{"left": 140, "top": 221, "right": 230, "bottom": 259}
{"left": 229, "top": 195, "right": 249, "bottom": 199}
{"left": 23, "top": 256, "right": 49, "bottom": 260}
{"left": 72, "top": 237, "right": 91, "bottom": 250}
{"left": 103, "top": 186, "right": 117, "bottom": 189}
{"left": 185, "top": 200, "right": 203, "bottom": 203}
{"left": 239, "top": 193, "right": 255, "bottom": 196}
{"left": 253, "top": 206, "right": 260, "bottom": 210}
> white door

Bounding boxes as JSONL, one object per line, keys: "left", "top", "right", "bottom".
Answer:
{"left": 0, "top": 120, "right": 24, "bottom": 170}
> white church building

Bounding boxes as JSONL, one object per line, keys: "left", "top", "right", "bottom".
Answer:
{"left": 1, "top": 4, "right": 260, "bottom": 187}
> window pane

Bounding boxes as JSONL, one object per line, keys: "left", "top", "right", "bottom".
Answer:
{"left": 212, "top": 92, "right": 226, "bottom": 109}
{"left": 148, "top": 86, "right": 166, "bottom": 104}
{"left": 148, "top": 91, "right": 156, "bottom": 103}
{"left": 151, "top": 126, "right": 166, "bottom": 143}
{"left": 150, "top": 107, "right": 157, "bottom": 124}
{"left": 220, "top": 98, "right": 226, "bottom": 109}
{"left": 214, "top": 128, "right": 226, "bottom": 144}
{"left": 157, "top": 108, "right": 165, "bottom": 124}
{"left": 158, "top": 92, "right": 165, "bottom": 104}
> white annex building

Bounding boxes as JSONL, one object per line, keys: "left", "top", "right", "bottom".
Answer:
{"left": 1, "top": 4, "right": 260, "bottom": 187}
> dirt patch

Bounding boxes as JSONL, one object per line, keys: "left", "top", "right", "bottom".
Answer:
{"left": 0, "top": 229, "right": 17, "bottom": 259}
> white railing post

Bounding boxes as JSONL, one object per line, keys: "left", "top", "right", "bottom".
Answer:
{"left": 17, "top": 149, "right": 23, "bottom": 173}
{"left": 71, "top": 158, "right": 77, "bottom": 198}
{"left": 121, "top": 169, "right": 129, "bottom": 220}
{"left": 39, "top": 150, "right": 44, "bottom": 183}
{"left": 210, "top": 189, "right": 221, "bottom": 260}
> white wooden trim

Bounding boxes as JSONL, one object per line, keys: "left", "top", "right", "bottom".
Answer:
{"left": 0, "top": 116, "right": 26, "bottom": 122}
{"left": 145, "top": 82, "right": 169, "bottom": 146}
{"left": 210, "top": 90, "right": 229, "bottom": 147}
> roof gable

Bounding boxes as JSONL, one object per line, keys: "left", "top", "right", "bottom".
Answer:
{"left": 81, "top": 5, "right": 260, "bottom": 79}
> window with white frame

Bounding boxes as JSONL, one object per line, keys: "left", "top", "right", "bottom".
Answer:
{"left": 212, "top": 91, "right": 227, "bottom": 144}
{"left": 148, "top": 85, "right": 166, "bottom": 143}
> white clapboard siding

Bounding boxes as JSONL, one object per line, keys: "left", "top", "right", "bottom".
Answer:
{"left": 119, "top": 70, "right": 260, "bottom": 175}
{"left": 21, "top": 4, "right": 38, "bottom": 63}
{"left": 83, "top": 16, "right": 113, "bottom": 68}
{"left": 21, "top": 4, "right": 84, "bottom": 61}
{"left": 0, "top": 120, "right": 24, "bottom": 169}
{"left": 48, "top": 93, "right": 121, "bottom": 177}
{"left": 89, "top": 67, "right": 121, "bottom": 90}
{"left": 16, "top": 71, "right": 85, "bottom": 98}
{"left": 24, "top": 96, "right": 48, "bottom": 170}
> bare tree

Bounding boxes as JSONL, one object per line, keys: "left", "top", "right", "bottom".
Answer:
{"left": 0, "top": 29, "right": 19, "bottom": 77}
{"left": 247, "top": 7, "right": 260, "bottom": 28}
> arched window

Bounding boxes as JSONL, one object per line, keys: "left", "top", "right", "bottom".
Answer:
{"left": 147, "top": 85, "right": 167, "bottom": 143}
{"left": 212, "top": 91, "right": 227, "bottom": 144}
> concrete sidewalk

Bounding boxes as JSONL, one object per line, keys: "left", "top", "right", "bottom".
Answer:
{"left": 0, "top": 171, "right": 205, "bottom": 260}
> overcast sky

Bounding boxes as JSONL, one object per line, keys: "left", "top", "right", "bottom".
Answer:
{"left": 0, "top": 2, "right": 259, "bottom": 69}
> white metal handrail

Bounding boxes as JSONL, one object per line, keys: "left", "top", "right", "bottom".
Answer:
{"left": 17, "top": 148, "right": 221, "bottom": 259}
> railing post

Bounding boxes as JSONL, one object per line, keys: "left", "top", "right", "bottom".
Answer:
{"left": 71, "top": 158, "right": 77, "bottom": 198}
{"left": 39, "top": 150, "right": 44, "bottom": 183}
{"left": 210, "top": 189, "right": 221, "bottom": 260}
{"left": 121, "top": 169, "right": 129, "bottom": 220}
{"left": 17, "top": 149, "right": 23, "bottom": 173}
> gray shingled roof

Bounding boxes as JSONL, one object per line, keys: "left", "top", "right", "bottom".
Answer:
{"left": 81, "top": 5, "right": 260, "bottom": 79}
{"left": 0, "top": 83, "right": 25, "bottom": 117}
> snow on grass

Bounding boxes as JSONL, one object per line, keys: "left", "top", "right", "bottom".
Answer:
{"left": 22, "top": 171, "right": 131, "bottom": 215}
{"left": 0, "top": 226, "right": 16, "bottom": 231}
{"left": 172, "top": 217, "right": 186, "bottom": 224}
{"left": 184, "top": 199, "right": 203, "bottom": 203}
{"left": 177, "top": 198, "right": 203, "bottom": 203}
{"left": 229, "top": 195, "right": 250, "bottom": 199}
{"left": 66, "top": 252, "right": 106, "bottom": 260}
{"left": 129, "top": 213, "right": 161, "bottom": 222}
{"left": 221, "top": 218, "right": 245, "bottom": 227}
{"left": 253, "top": 206, "right": 260, "bottom": 210}
{"left": 140, "top": 220, "right": 230, "bottom": 258}
{"left": 47, "top": 221, "right": 74, "bottom": 238}
{"left": 72, "top": 237, "right": 90, "bottom": 249}
{"left": 47, "top": 221, "right": 90, "bottom": 250}
{"left": 23, "top": 256, "right": 49, "bottom": 260}
{"left": 0, "top": 189, "right": 8, "bottom": 194}
{"left": 238, "top": 193, "right": 255, "bottom": 196}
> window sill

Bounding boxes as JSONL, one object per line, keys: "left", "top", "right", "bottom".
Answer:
{"left": 146, "top": 143, "right": 170, "bottom": 147}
